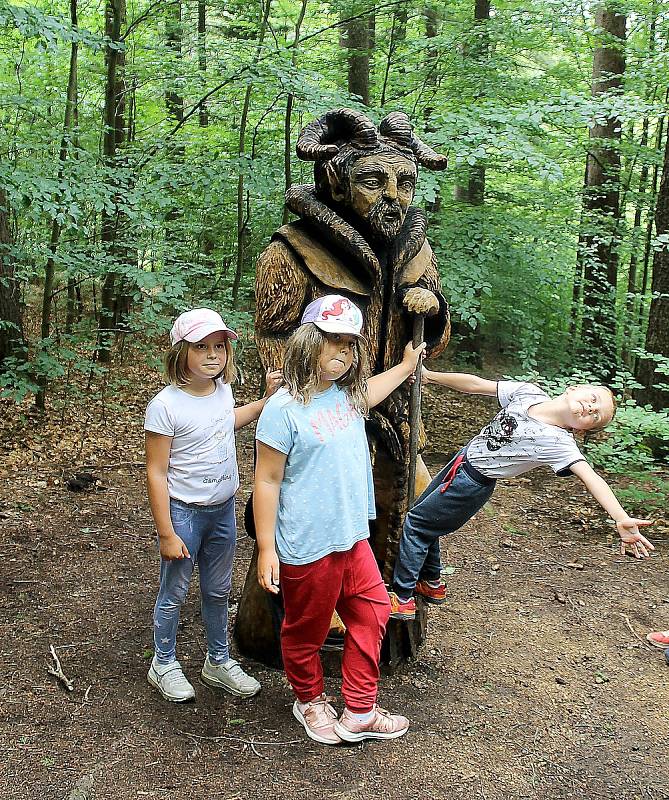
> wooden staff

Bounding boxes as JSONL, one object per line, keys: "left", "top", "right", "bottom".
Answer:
{"left": 407, "top": 314, "right": 425, "bottom": 509}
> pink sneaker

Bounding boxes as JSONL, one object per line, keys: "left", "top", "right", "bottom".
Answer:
{"left": 646, "top": 630, "right": 669, "bottom": 649}
{"left": 334, "top": 705, "right": 410, "bottom": 742}
{"left": 292, "top": 694, "right": 341, "bottom": 745}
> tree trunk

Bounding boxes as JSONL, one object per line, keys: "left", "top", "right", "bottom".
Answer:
{"left": 198, "top": 0, "right": 208, "bottom": 127}
{"left": 344, "top": 3, "right": 373, "bottom": 105}
{"left": 282, "top": 0, "right": 308, "bottom": 226}
{"left": 576, "top": 6, "right": 626, "bottom": 380}
{"left": 635, "top": 121, "right": 669, "bottom": 410}
{"left": 623, "top": 115, "right": 650, "bottom": 367}
{"left": 380, "top": 5, "right": 407, "bottom": 107}
{"left": 231, "top": 0, "right": 272, "bottom": 309}
{"left": 35, "top": 0, "right": 78, "bottom": 409}
{"left": 451, "top": 0, "right": 490, "bottom": 366}
{"left": 97, "top": 0, "right": 126, "bottom": 363}
{"left": 0, "top": 189, "right": 24, "bottom": 367}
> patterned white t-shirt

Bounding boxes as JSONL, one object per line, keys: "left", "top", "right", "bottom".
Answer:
{"left": 466, "top": 381, "right": 585, "bottom": 479}
{"left": 255, "top": 384, "right": 375, "bottom": 566}
{"left": 144, "top": 379, "right": 239, "bottom": 505}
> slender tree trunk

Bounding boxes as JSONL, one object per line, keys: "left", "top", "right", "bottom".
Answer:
{"left": 0, "top": 189, "right": 24, "bottom": 367}
{"left": 282, "top": 0, "right": 308, "bottom": 226}
{"left": 635, "top": 120, "right": 669, "bottom": 410}
{"left": 451, "top": 0, "right": 490, "bottom": 365}
{"left": 231, "top": 0, "right": 272, "bottom": 309}
{"left": 576, "top": 6, "right": 626, "bottom": 380}
{"left": 35, "top": 0, "right": 79, "bottom": 409}
{"left": 380, "top": 6, "right": 407, "bottom": 107}
{"left": 97, "top": 0, "right": 126, "bottom": 363}
{"left": 623, "top": 115, "right": 650, "bottom": 367}
{"left": 198, "top": 0, "right": 208, "bottom": 127}
{"left": 344, "top": 2, "right": 373, "bottom": 105}
{"left": 638, "top": 97, "right": 667, "bottom": 343}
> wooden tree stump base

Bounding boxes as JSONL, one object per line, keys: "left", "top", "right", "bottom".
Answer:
{"left": 234, "top": 544, "right": 428, "bottom": 673}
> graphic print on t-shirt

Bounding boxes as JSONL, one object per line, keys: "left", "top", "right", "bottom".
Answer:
{"left": 482, "top": 409, "right": 519, "bottom": 452}
{"left": 309, "top": 398, "right": 358, "bottom": 443}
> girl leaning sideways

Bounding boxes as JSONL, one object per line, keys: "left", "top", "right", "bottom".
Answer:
{"left": 144, "top": 308, "right": 282, "bottom": 703}
{"left": 254, "top": 294, "right": 425, "bottom": 745}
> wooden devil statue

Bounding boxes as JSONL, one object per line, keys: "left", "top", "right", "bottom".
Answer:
{"left": 234, "top": 108, "right": 450, "bottom": 667}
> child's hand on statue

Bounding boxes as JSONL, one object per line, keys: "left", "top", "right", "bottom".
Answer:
{"left": 264, "top": 368, "right": 284, "bottom": 398}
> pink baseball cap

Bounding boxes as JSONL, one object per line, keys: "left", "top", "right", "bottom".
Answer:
{"left": 301, "top": 295, "right": 364, "bottom": 337}
{"left": 170, "top": 308, "right": 238, "bottom": 345}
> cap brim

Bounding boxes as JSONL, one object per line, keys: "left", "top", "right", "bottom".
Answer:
{"left": 313, "top": 320, "right": 362, "bottom": 338}
{"left": 182, "top": 324, "right": 238, "bottom": 342}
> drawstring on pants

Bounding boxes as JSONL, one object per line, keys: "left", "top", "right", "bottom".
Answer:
{"left": 439, "top": 454, "right": 465, "bottom": 494}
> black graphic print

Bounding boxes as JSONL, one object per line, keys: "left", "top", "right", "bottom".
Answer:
{"left": 482, "top": 410, "right": 519, "bottom": 452}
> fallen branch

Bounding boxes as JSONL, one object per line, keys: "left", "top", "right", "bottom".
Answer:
{"left": 620, "top": 614, "right": 652, "bottom": 648}
{"left": 47, "top": 644, "right": 74, "bottom": 692}
{"left": 179, "top": 730, "right": 300, "bottom": 747}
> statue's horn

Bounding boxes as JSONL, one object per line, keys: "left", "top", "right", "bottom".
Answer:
{"left": 380, "top": 112, "right": 448, "bottom": 171}
{"left": 296, "top": 108, "right": 378, "bottom": 161}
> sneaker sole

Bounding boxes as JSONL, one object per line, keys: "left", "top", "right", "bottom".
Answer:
{"left": 389, "top": 612, "right": 415, "bottom": 621}
{"left": 292, "top": 703, "right": 342, "bottom": 745}
{"left": 416, "top": 594, "right": 446, "bottom": 605}
{"left": 201, "top": 671, "right": 261, "bottom": 698}
{"left": 147, "top": 669, "right": 195, "bottom": 703}
{"left": 333, "top": 721, "right": 409, "bottom": 742}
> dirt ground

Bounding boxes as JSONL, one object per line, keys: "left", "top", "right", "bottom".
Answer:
{"left": 1, "top": 348, "right": 668, "bottom": 800}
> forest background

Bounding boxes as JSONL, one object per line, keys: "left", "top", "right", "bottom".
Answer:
{"left": 0, "top": 0, "right": 668, "bottom": 498}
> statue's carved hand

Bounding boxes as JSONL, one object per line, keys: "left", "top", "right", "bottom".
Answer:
{"left": 403, "top": 287, "right": 439, "bottom": 317}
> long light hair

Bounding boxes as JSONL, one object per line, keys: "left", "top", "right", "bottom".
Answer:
{"left": 164, "top": 338, "right": 237, "bottom": 386}
{"left": 282, "top": 324, "right": 369, "bottom": 414}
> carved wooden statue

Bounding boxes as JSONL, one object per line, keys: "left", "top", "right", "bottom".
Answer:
{"left": 235, "top": 108, "right": 450, "bottom": 667}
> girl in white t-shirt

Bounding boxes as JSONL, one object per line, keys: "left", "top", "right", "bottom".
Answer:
{"left": 144, "top": 308, "right": 281, "bottom": 703}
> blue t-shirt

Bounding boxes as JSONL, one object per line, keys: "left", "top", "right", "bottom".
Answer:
{"left": 255, "top": 385, "right": 375, "bottom": 566}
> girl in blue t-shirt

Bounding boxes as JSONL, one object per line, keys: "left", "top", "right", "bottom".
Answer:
{"left": 254, "top": 294, "right": 424, "bottom": 745}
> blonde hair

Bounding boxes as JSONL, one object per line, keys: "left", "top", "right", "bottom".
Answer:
{"left": 164, "top": 338, "right": 237, "bottom": 386}
{"left": 282, "top": 324, "right": 369, "bottom": 414}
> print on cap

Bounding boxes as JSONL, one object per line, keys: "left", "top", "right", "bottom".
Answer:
{"left": 301, "top": 294, "right": 364, "bottom": 337}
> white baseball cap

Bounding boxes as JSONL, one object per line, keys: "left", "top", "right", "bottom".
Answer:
{"left": 170, "top": 308, "right": 238, "bottom": 345}
{"left": 300, "top": 295, "right": 364, "bottom": 337}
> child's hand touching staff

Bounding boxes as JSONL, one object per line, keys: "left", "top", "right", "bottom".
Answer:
{"left": 616, "top": 517, "right": 654, "bottom": 558}
{"left": 258, "top": 549, "right": 281, "bottom": 594}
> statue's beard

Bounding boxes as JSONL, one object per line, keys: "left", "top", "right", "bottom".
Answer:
{"left": 366, "top": 198, "right": 405, "bottom": 243}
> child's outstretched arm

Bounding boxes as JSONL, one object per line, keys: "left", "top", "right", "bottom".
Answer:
{"left": 422, "top": 368, "right": 497, "bottom": 396}
{"left": 367, "top": 341, "right": 426, "bottom": 408}
{"left": 145, "top": 432, "right": 191, "bottom": 560}
{"left": 234, "top": 369, "right": 283, "bottom": 430}
{"left": 569, "top": 461, "right": 654, "bottom": 558}
{"left": 254, "top": 442, "right": 288, "bottom": 594}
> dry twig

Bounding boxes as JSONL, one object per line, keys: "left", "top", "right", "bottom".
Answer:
{"left": 620, "top": 614, "right": 651, "bottom": 648}
{"left": 47, "top": 644, "right": 74, "bottom": 691}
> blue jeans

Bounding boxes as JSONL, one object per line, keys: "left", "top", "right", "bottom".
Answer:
{"left": 153, "top": 496, "right": 236, "bottom": 665}
{"left": 392, "top": 451, "right": 496, "bottom": 599}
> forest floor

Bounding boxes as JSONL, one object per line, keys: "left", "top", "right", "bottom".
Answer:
{"left": 1, "top": 343, "right": 668, "bottom": 800}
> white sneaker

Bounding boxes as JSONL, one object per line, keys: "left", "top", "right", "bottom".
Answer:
{"left": 147, "top": 657, "right": 195, "bottom": 702}
{"left": 201, "top": 656, "right": 261, "bottom": 698}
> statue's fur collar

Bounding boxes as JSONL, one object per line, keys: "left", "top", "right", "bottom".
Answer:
{"left": 284, "top": 184, "right": 428, "bottom": 287}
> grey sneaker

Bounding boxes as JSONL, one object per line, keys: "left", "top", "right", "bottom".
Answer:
{"left": 292, "top": 694, "right": 341, "bottom": 745}
{"left": 147, "top": 657, "right": 195, "bottom": 703}
{"left": 334, "top": 705, "right": 409, "bottom": 742}
{"left": 201, "top": 657, "right": 261, "bottom": 698}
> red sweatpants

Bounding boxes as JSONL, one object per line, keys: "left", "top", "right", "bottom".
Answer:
{"left": 279, "top": 539, "right": 391, "bottom": 713}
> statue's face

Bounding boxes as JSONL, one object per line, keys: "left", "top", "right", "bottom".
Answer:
{"left": 347, "top": 153, "right": 417, "bottom": 242}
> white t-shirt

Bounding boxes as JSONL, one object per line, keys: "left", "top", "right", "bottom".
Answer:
{"left": 144, "top": 380, "right": 239, "bottom": 505}
{"left": 466, "top": 381, "right": 585, "bottom": 479}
